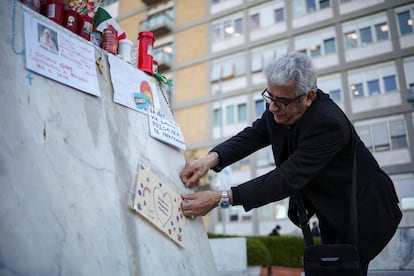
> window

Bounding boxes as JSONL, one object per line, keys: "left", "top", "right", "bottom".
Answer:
{"left": 348, "top": 62, "right": 399, "bottom": 99}
{"left": 237, "top": 103, "right": 247, "bottom": 122}
{"left": 293, "top": 0, "right": 331, "bottom": 17}
{"left": 249, "top": 3, "right": 286, "bottom": 30}
{"left": 213, "top": 108, "right": 222, "bottom": 126}
{"left": 234, "top": 18, "right": 243, "bottom": 35}
{"left": 367, "top": 79, "right": 380, "bottom": 95}
{"left": 259, "top": 205, "right": 273, "bottom": 221}
{"left": 223, "top": 20, "right": 232, "bottom": 39}
{"left": 357, "top": 125, "right": 372, "bottom": 151}
{"left": 390, "top": 119, "right": 408, "bottom": 149}
{"left": 397, "top": 11, "right": 413, "bottom": 35}
{"left": 306, "top": 0, "right": 317, "bottom": 13}
{"left": 345, "top": 31, "right": 358, "bottom": 49}
{"left": 392, "top": 174, "right": 414, "bottom": 210}
{"left": 273, "top": 200, "right": 288, "bottom": 219}
{"left": 319, "top": 0, "right": 330, "bottom": 9}
{"left": 212, "top": 16, "right": 244, "bottom": 42}
{"left": 226, "top": 105, "right": 235, "bottom": 124}
{"left": 329, "top": 89, "right": 341, "bottom": 102}
{"left": 356, "top": 117, "right": 408, "bottom": 153}
{"left": 372, "top": 122, "right": 390, "bottom": 151}
{"left": 251, "top": 51, "right": 262, "bottom": 72}
{"left": 324, "top": 38, "right": 336, "bottom": 54}
{"left": 343, "top": 14, "right": 390, "bottom": 50}
{"left": 212, "top": 24, "right": 221, "bottom": 42}
{"left": 351, "top": 83, "right": 364, "bottom": 98}
{"left": 250, "top": 13, "right": 260, "bottom": 30}
{"left": 309, "top": 45, "right": 321, "bottom": 57}
{"left": 143, "top": 9, "right": 174, "bottom": 31}
{"left": 153, "top": 43, "right": 173, "bottom": 67}
{"left": 211, "top": 64, "right": 221, "bottom": 82}
{"left": 384, "top": 75, "right": 397, "bottom": 92}
{"left": 255, "top": 99, "right": 265, "bottom": 118}
{"left": 295, "top": 28, "right": 336, "bottom": 57}
{"left": 251, "top": 42, "right": 288, "bottom": 73}
{"left": 360, "top": 26, "right": 373, "bottom": 45}
{"left": 222, "top": 62, "right": 233, "bottom": 79}
{"left": 274, "top": 8, "right": 284, "bottom": 23}
{"left": 375, "top": 23, "right": 389, "bottom": 41}
{"left": 298, "top": 49, "right": 307, "bottom": 54}
{"left": 211, "top": 53, "right": 246, "bottom": 82}
{"left": 229, "top": 207, "right": 239, "bottom": 221}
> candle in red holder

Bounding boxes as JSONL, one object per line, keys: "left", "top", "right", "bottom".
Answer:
{"left": 40, "top": 0, "right": 48, "bottom": 16}
{"left": 46, "top": 0, "right": 64, "bottom": 25}
{"left": 137, "top": 31, "right": 155, "bottom": 74}
{"left": 78, "top": 14, "right": 94, "bottom": 41}
{"left": 102, "top": 26, "right": 118, "bottom": 54}
{"left": 63, "top": 9, "right": 79, "bottom": 34}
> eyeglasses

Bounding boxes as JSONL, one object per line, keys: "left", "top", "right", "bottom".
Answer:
{"left": 261, "top": 88, "right": 305, "bottom": 110}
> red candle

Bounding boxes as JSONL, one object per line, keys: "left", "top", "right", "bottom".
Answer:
{"left": 63, "top": 9, "right": 79, "bottom": 34}
{"left": 77, "top": 14, "right": 94, "bottom": 41}
{"left": 46, "top": 0, "right": 64, "bottom": 25}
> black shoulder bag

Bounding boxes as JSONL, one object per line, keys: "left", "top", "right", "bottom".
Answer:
{"left": 297, "top": 136, "right": 361, "bottom": 276}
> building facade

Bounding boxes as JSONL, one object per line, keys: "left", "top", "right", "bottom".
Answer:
{"left": 111, "top": 0, "right": 414, "bottom": 236}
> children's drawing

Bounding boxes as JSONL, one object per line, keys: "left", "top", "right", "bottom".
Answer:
{"left": 131, "top": 164, "right": 185, "bottom": 247}
{"left": 108, "top": 54, "right": 160, "bottom": 114}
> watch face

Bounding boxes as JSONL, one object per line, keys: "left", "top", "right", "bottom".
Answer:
{"left": 220, "top": 199, "right": 229, "bottom": 208}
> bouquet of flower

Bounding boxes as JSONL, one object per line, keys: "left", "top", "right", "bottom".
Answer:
{"left": 64, "top": 0, "right": 103, "bottom": 17}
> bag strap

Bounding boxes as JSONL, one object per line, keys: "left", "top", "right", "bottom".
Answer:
{"left": 349, "top": 125, "right": 358, "bottom": 246}
{"left": 296, "top": 193, "right": 314, "bottom": 246}
{"left": 297, "top": 126, "right": 358, "bottom": 247}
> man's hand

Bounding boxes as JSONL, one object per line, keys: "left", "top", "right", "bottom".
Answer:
{"left": 180, "top": 152, "right": 219, "bottom": 188}
{"left": 181, "top": 191, "right": 221, "bottom": 218}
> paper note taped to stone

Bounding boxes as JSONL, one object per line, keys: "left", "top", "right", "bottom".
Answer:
{"left": 132, "top": 164, "right": 185, "bottom": 247}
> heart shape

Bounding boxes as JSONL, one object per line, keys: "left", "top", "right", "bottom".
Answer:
{"left": 153, "top": 187, "right": 173, "bottom": 228}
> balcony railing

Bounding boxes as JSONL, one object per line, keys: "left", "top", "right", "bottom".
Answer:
{"left": 141, "top": 0, "right": 163, "bottom": 6}
{"left": 153, "top": 50, "right": 173, "bottom": 71}
{"left": 140, "top": 12, "right": 173, "bottom": 37}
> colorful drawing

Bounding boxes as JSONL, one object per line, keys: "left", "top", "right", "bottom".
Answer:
{"left": 131, "top": 164, "right": 185, "bottom": 247}
{"left": 132, "top": 92, "right": 150, "bottom": 109}
{"left": 140, "top": 81, "right": 154, "bottom": 106}
{"left": 132, "top": 80, "right": 155, "bottom": 110}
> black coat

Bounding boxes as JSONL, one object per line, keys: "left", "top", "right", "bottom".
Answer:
{"left": 211, "top": 90, "right": 402, "bottom": 260}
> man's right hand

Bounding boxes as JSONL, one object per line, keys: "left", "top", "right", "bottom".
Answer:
{"left": 180, "top": 152, "right": 219, "bottom": 188}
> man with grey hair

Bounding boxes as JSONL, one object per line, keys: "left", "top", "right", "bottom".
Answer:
{"left": 180, "top": 52, "right": 401, "bottom": 275}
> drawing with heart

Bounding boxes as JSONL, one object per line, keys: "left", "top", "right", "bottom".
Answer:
{"left": 153, "top": 187, "right": 173, "bottom": 228}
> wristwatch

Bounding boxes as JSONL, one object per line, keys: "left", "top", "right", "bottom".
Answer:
{"left": 219, "top": 190, "right": 230, "bottom": 208}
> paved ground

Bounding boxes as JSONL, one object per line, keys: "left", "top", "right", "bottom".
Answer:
{"left": 368, "top": 271, "right": 414, "bottom": 276}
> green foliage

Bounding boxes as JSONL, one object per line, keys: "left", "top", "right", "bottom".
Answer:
{"left": 254, "top": 236, "right": 305, "bottom": 268}
{"left": 245, "top": 237, "right": 271, "bottom": 266}
{"left": 208, "top": 232, "right": 321, "bottom": 268}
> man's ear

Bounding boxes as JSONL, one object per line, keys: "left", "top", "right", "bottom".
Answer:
{"left": 305, "top": 90, "right": 315, "bottom": 107}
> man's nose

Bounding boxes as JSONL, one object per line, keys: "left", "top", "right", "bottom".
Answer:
{"left": 268, "top": 101, "right": 280, "bottom": 112}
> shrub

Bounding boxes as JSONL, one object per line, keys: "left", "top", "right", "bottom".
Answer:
{"left": 255, "top": 236, "right": 305, "bottom": 268}
{"left": 208, "top": 233, "right": 320, "bottom": 268}
{"left": 245, "top": 237, "right": 271, "bottom": 266}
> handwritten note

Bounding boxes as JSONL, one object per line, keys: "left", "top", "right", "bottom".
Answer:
{"left": 131, "top": 164, "right": 185, "bottom": 247}
{"left": 148, "top": 107, "right": 186, "bottom": 150}
{"left": 23, "top": 11, "right": 100, "bottom": 97}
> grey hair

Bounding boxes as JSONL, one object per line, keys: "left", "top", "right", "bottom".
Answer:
{"left": 263, "top": 52, "right": 317, "bottom": 96}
